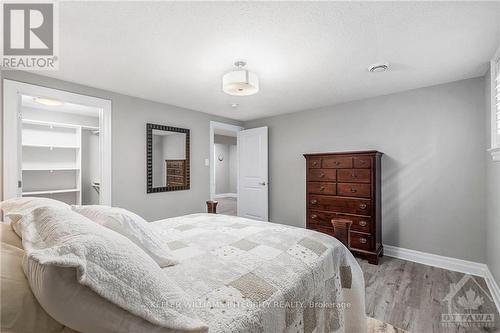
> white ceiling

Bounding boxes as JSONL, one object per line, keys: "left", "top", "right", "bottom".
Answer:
{"left": 39, "top": 1, "right": 500, "bottom": 121}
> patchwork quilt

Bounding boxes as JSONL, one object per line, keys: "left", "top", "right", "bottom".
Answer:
{"left": 152, "top": 213, "right": 367, "bottom": 333}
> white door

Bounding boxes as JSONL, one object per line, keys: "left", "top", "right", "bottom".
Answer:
{"left": 237, "top": 127, "right": 268, "bottom": 221}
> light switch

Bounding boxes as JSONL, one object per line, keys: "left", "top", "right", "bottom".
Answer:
{"left": 204, "top": 158, "right": 209, "bottom": 166}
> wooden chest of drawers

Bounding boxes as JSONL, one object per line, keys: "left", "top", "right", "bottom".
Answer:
{"left": 304, "top": 151, "right": 383, "bottom": 264}
{"left": 166, "top": 160, "right": 187, "bottom": 186}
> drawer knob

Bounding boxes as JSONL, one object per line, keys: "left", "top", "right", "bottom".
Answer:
{"left": 319, "top": 186, "right": 326, "bottom": 191}
{"left": 360, "top": 238, "right": 367, "bottom": 244}
{"left": 359, "top": 160, "right": 366, "bottom": 164}
{"left": 350, "top": 188, "right": 357, "bottom": 193}
{"left": 312, "top": 161, "right": 318, "bottom": 166}
{"left": 310, "top": 200, "right": 318, "bottom": 205}
{"left": 352, "top": 173, "right": 357, "bottom": 178}
{"left": 359, "top": 203, "right": 367, "bottom": 209}
{"left": 311, "top": 214, "right": 318, "bottom": 219}
{"left": 334, "top": 161, "right": 340, "bottom": 166}
{"left": 319, "top": 173, "right": 325, "bottom": 178}
{"left": 359, "top": 221, "right": 367, "bottom": 227}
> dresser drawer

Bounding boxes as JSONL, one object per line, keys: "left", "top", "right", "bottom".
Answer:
{"left": 353, "top": 156, "right": 372, "bottom": 168}
{"left": 333, "top": 213, "right": 372, "bottom": 233}
{"left": 337, "top": 183, "right": 371, "bottom": 198}
{"left": 350, "top": 232, "right": 373, "bottom": 251}
{"left": 307, "top": 182, "right": 336, "bottom": 195}
{"left": 167, "top": 168, "right": 184, "bottom": 175}
{"left": 308, "top": 210, "right": 335, "bottom": 229}
{"left": 308, "top": 195, "right": 371, "bottom": 215}
{"left": 309, "top": 224, "right": 335, "bottom": 237}
{"left": 308, "top": 157, "right": 321, "bottom": 169}
{"left": 308, "top": 169, "right": 336, "bottom": 182}
{"left": 322, "top": 156, "right": 352, "bottom": 169}
{"left": 310, "top": 211, "right": 372, "bottom": 233}
{"left": 167, "top": 161, "right": 184, "bottom": 168}
{"left": 337, "top": 169, "right": 371, "bottom": 183}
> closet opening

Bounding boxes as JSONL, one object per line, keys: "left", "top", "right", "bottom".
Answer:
{"left": 3, "top": 80, "right": 112, "bottom": 206}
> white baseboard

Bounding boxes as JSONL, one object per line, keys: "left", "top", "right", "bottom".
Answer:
{"left": 214, "top": 193, "right": 238, "bottom": 199}
{"left": 384, "top": 244, "right": 500, "bottom": 312}
{"left": 485, "top": 267, "right": 500, "bottom": 313}
{"left": 383, "top": 245, "right": 487, "bottom": 276}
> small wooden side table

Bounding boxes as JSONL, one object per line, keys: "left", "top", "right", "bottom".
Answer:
{"left": 206, "top": 201, "right": 218, "bottom": 214}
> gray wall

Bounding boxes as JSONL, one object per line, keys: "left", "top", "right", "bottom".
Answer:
{"left": 214, "top": 135, "right": 237, "bottom": 195}
{"left": 1, "top": 71, "right": 242, "bottom": 221}
{"left": 245, "top": 77, "right": 487, "bottom": 263}
{"left": 485, "top": 69, "right": 500, "bottom": 284}
{"left": 81, "top": 129, "right": 100, "bottom": 205}
{"left": 214, "top": 143, "right": 230, "bottom": 194}
{"left": 214, "top": 134, "right": 237, "bottom": 145}
{"left": 229, "top": 145, "right": 237, "bottom": 193}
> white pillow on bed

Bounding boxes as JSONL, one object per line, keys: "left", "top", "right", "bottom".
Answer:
{"left": 21, "top": 207, "right": 206, "bottom": 333}
{"left": 23, "top": 259, "right": 187, "bottom": 333}
{"left": 0, "top": 223, "right": 65, "bottom": 333}
{"left": 1, "top": 197, "right": 71, "bottom": 237}
{"left": 71, "top": 205, "right": 178, "bottom": 267}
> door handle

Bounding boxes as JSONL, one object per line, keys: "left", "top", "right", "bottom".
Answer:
{"left": 259, "top": 181, "right": 267, "bottom": 186}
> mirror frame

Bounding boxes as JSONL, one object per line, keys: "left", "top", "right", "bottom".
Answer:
{"left": 146, "top": 123, "right": 190, "bottom": 193}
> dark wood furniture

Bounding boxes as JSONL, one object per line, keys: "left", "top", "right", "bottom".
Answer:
{"left": 206, "top": 201, "right": 218, "bottom": 214}
{"left": 166, "top": 160, "right": 186, "bottom": 186}
{"left": 304, "top": 150, "right": 383, "bottom": 264}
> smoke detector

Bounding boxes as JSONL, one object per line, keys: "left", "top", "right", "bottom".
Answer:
{"left": 368, "top": 63, "right": 389, "bottom": 73}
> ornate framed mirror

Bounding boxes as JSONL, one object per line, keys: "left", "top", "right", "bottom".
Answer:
{"left": 146, "top": 123, "right": 190, "bottom": 193}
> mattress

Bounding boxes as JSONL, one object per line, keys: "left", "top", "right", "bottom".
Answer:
{"left": 152, "top": 213, "right": 366, "bottom": 333}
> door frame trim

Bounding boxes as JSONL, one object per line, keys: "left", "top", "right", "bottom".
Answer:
{"left": 2, "top": 79, "right": 112, "bottom": 205}
{"left": 209, "top": 121, "right": 243, "bottom": 201}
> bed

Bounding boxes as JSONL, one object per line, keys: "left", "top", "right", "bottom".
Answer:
{"left": 1, "top": 199, "right": 366, "bottom": 333}
{"left": 151, "top": 213, "right": 365, "bottom": 332}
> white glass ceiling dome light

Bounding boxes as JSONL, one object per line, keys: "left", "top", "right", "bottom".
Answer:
{"left": 222, "top": 61, "right": 259, "bottom": 96}
{"left": 33, "top": 96, "right": 64, "bottom": 107}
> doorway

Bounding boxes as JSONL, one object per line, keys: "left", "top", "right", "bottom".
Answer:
{"left": 2, "top": 80, "right": 111, "bottom": 205}
{"left": 209, "top": 121, "right": 243, "bottom": 216}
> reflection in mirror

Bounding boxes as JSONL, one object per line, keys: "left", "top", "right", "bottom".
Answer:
{"left": 147, "top": 124, "right": 190, "bottom": 192}
{"left": 152, "top": 130, "right": 186, "bottom": 187}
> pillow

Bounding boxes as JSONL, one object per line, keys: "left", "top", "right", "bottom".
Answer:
{"left": 23, "top": 259, "right": 190, "bottom": 333}
{"left": 72, "top": 205, "right": 178, "bottom": 267}
{"left": 0, "top": 240, "right": 64, "bottom": 333}
{"left": 20, "top": 206, "right": 206, "bottom": 332}
{"left": 1, "top": 197, "right": 70, "bottom": 237}
{"left": 0, "top": 222, "right": 22, "bottom": 249}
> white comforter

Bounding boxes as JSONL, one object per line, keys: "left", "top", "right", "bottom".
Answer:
{"left": 20, "top": 207, "right": 366, "bottom": 333}
{"left": 153, "top": 213, "right": 367, "bottom": 333}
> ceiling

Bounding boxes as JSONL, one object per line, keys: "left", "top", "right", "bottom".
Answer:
{"left": 39, "top": 1, "right": 500, "bottom": 121}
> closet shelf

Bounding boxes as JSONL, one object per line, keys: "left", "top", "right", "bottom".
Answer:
{"left": 22, "top": 167, "right": 80, "bottom": 171}
{"left": 22, "top": 189, "right": 80, "bottom": 195}
{"left": 22, "top": 144, "right": 80, "bottom": 149}
{"left": 22, "top": 119, "right": 99, "bottom": 131}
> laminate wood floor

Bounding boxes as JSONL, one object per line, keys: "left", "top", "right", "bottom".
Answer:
{"left": 359, "top": 256, "right": 499, "bottom": 333}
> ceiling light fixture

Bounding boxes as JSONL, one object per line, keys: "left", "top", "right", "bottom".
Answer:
{"left": 368, "top": 63, "right": 389, "bottom": 73}
{"left": 33, "top": 97, "right": 64, "bottom": 107}
{"left": 222, "top": 61, "right": 259, "bottom": 96}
